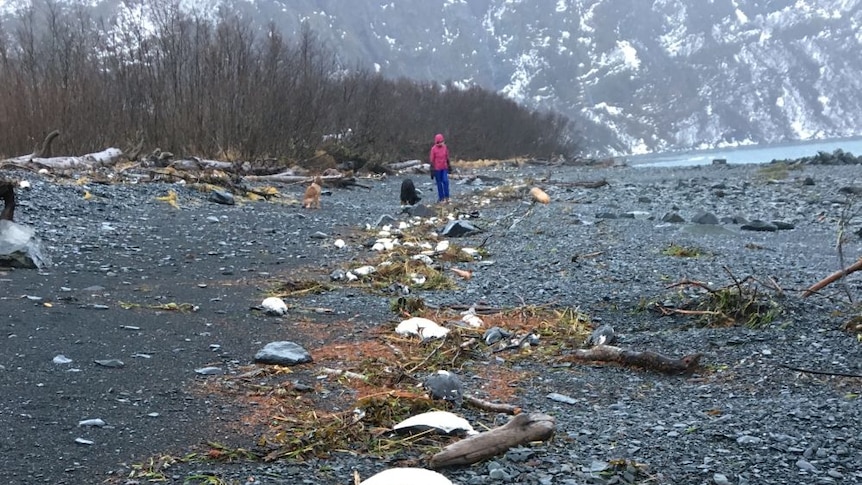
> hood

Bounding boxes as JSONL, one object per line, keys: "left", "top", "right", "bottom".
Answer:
{"left": 434, "top": 134, "right": 444, "bottom": 144}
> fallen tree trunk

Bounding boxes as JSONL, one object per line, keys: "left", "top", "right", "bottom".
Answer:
{"left": 242, "top": 173, "right": 371, "bottom": 189}
{"left": 243, "top": 173, "right": 334, "bottom": 183}
{"left": 802, "top": 257, "right": 862, "bottom": 298}
{"left": 563, "top": 345, "right": 702, "bottom": 374}
{"left": 168, "top": 158, "right": 235, "bottom": 171}
{"left": 428, "top": 413, "right": 554, "bottom": 469}
{"left": 554, "top": 179, "right": 609, "bottom": 189}
{"left": 1, "top": 147, "right": 124, "bottom": 170}
{"left": 387, "top": 159, "right": 424, "bottom": 171}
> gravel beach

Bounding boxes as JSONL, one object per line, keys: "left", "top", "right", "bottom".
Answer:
{"left": 1, "top": 160, "right": 861, "bottom": 485}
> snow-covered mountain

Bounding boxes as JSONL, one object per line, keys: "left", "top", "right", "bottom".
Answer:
{"left": 5, "top": 0, "right": 861, "bottom": 155}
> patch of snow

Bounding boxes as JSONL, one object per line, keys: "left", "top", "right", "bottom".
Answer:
{"left": 555, "top": 0, "right": 567, "bottom": 13}
{"left": 594, "top": 102, "right": 623, "bottom": 116}
{"left": 617, "top": 41, "right": 641, "bottom": 70}
{"left": 501, "top": 51, "right": 546, "bottom": 102}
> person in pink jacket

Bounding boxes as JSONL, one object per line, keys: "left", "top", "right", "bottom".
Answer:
{"left": 429, "top": 133, "right": 451, "bottom": 203}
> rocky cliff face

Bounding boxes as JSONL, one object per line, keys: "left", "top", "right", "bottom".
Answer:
{"left": 6, "top": 0, "right": 860, "bottom": 155}
{"left": 240, "top": 0, "right": 862, "bottom": 155}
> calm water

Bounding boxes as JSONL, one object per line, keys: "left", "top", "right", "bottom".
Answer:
{"left": 630, "top": 137, "right": 862, "bottom": 168}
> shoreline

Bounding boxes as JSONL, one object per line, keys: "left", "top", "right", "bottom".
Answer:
{"left": 1, "top": 161, "right": 861, "bottom": 484}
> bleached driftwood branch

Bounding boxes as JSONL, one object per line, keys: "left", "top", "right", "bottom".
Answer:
{"left": 1, "top": 131, "right": 128, "bottom": 170}
{"left": 429, "top": 413, "right": 554, "bottom": 469}
{"left": 387, "top": 159, "right": 424, "bottom": 171}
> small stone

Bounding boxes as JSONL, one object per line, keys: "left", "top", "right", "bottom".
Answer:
{"left": 195, "top": 367, "right": 223, "bottom": 375}
{"left": 254, "top": 341, "right": 312, "bottom": 366}
{"left": 547, "top": 392, "right": 578, "bottom": 405}
{"left": 208, "top": 190, "right": 235, "bottom": 205}
{"left": 78, "top": 418, "right": 106, "bottom": 427}
{"left": 736, "top": 435, "right": 761, "bottom": 445}
{"left": 52, "top": 355, "right": 73, "bottom": 365}
{"left": 713, "top": 473, "right": 731, "bottom": 485}
{"left": 94, "top": 359, "right": 125, "bottom": 368}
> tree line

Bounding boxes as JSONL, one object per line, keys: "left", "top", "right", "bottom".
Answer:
{"left": 0, "top": 0, "right": 579, "bottom": 167}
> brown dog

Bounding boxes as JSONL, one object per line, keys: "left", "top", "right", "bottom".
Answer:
{"left": 303, "top": 176, "right": 322, "bottom": 209}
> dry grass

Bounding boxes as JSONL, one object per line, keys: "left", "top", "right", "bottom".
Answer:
{"left": 189, "top": 303, "right": 592, "bottom": 463}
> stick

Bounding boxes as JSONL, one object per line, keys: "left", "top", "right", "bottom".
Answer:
{"left": 778, "top": 363, "right": 862, "bottom": 378}
{"left": 463, "top": 395, "right": 521, "bottom": 415}
{"left": 802, "top": 257, "right": 862, "bottom": 298}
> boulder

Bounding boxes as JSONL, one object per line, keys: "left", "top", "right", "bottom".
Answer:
{"left": 0, "top": 220, "right": 52, "bottom": 269}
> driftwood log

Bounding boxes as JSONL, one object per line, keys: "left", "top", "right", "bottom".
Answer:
{"left": 428, "top": 413, "right": 555, "bottom": 469}
{"left": 802, "top": 257, "right": 862, "bottom": 298}
{"left": 564, "top": 345, "right": 702, "bottom": 374}
{"left": 387, "top": 159, "right": 424, "bottom": 171}
{"left": 242, "top": 173, "right": 371, "bottom": 189}
{"left": 555, "top": 179, "right": 609, "bottom": 189}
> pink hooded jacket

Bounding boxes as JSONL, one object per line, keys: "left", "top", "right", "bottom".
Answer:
{"left": 429, "top": 134, "right": 450, "bottom": 171}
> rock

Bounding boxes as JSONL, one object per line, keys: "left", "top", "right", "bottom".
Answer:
{"left": 52, "top": 355, "right": 73, "bottom": 365}
{"left": 405, "top": 204, "right": 435, "bottom": 217}
{"left": 713, "top": 473, "right": 731, "bottom": 485}
{"left": 771, "top": 220, "right": 795, "bottom": 230}
{"left": 208, "top": 190, "right": 235, "bottom": 205}
{"left": 261, "top": 297, "right": 288, "bottom": 316}
{"left": 547, "top": 392, "right": 578, "bottom": 405}
{"left": 253, "top": 341, "right": 312, "bottom": 366}
{"left": 585, "top": 324, "right": 616, "bottom": 346}
{"left": 691, "top": 211, "right": 719, "bottom": 225}
{"left": 0, "top": 220, "right": 52, "bottom": 269}
{"left": 424, "top": 370, "right": 464, "bottom": 404}
{"left": 194, "top": 366, "right": 223, "bottom": 375}
{"left": 375, "top": 214, "right": 398, "bottom": 227}
{"left": 661, "top": 212, "right": 685, "bottom": 223}
{"left": 78, "top": 418, "right": 106, "bottom": 427}
{"left": 441, "top": 220, "right": 482, "bottom": 237}
{"left": 741, "top": 220, "right": 778, "bottom": 232}
{"left": 483, "top": 326, "right": 511, "bottom": 345}
{"left": 838, "top": 186, "right": 862, "bottom": 195}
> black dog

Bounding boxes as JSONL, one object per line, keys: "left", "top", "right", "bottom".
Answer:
{"left": 400, "top": 178, "right": 421, "bottom": 205}
{"left": 0, "top": 180, "right": 14, "bottom": 221}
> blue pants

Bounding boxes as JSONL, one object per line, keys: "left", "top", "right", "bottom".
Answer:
{"left": 433, "top": 169, "right": 450, "bottom": 201}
